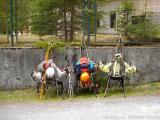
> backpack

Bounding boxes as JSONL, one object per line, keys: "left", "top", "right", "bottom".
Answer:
{"left": 110, "top": 60, "right": 125, "bottom": 77}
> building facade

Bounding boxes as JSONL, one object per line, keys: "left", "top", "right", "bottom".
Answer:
{"left": 97, "top": 0, "right": 160, "bottom": 35}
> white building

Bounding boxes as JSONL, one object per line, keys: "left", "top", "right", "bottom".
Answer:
{"left": 97, "top": 0, "right": 160, "bottom": 35}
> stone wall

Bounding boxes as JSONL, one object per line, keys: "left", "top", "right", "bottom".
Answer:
{"left": 54, "top": 47, "right": 160, "bottom": 85}
{"left": 0, "top": 47, "right": 160, "bottom": 89}
{"left": 0, "top": 48, "right": 45, "bottom": 89}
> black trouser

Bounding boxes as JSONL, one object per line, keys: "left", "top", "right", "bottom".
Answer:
{"left": 108, "top": 76, "right": 126, "bottom": 97}
{"left": 110, "top": 76, "right": 124, "bottom": 88}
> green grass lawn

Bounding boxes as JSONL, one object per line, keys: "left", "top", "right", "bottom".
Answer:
{"left": 0, "top": 82, "right": 160, "bottom": 103}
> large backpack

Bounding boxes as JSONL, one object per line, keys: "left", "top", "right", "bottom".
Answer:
{"left": 110, "top": 60, "right": 125, "bottom": 77}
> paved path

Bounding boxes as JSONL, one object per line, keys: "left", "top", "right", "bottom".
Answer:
{"left": 0, "top": 95, "right": 160, "bottom": 120}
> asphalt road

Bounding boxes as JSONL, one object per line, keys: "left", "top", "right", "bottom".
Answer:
{"left": 0, "top": 95, "right": 160, "bottom": 120}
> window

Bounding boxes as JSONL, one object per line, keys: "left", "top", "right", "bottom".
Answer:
{"left": 132, "top": 15, "right": 145, "bottom": 25}
{"left": 110, "top": 12, "right": 116, "bottom": 28}
{"left": 97, "top": 19, "right": 100, "bottom": 28}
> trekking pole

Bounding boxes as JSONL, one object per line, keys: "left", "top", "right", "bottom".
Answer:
{"left": 115, "top": 34, "right": 122, "bottom": 54}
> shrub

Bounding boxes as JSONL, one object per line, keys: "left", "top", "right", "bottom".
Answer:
{"left": 128, "top": 21, "right": 160, "bottom": 41}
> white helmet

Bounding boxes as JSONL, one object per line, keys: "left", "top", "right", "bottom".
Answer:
{"left": 46, "top": 67, "right": 55, "bottom": 79}
{"left": 115, "top": 53, "right": 122, "bottom": 58}
{"left": 115, "top": 53, "right": 123, "bottom": 62}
